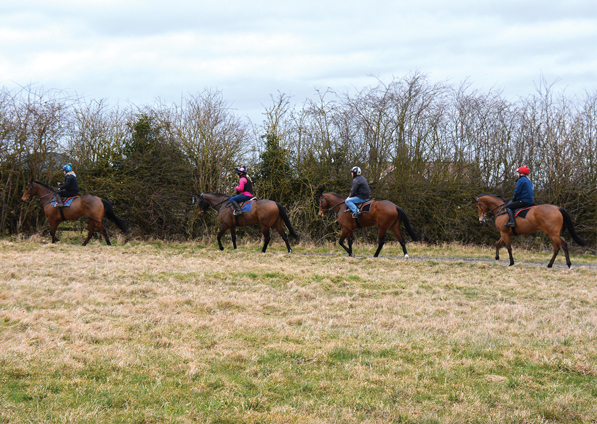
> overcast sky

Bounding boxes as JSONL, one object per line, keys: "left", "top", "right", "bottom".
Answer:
{"left": 1, "top": 0, "right": 596, "bottom": 125}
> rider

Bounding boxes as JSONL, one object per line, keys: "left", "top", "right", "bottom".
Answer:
{"left": 230, "top": 165, "right": 254, "bottom": 215}
{"left": 55, "top": 163, "right": 80, "bottom": 207}
{"left": 504, "top": 165, "right": 534, "bottom": 227}
{"left": 345, "top": 166, "right": 371, "bottom": 218}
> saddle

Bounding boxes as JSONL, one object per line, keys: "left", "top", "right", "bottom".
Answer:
{"left": 355, "top": 200, "right": 374, "bottom": 214}
{"left": 514, "top": 205, "right": 535, "bottom": 219}
{"left": 52, "top": 196, "right": 78, "bottom": 207}
{"left": 229, "top": 198, "right": 256, "bottom": 213}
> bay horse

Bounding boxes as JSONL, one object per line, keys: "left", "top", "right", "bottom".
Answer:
{"left": 475, "top": 194, "right": 587, "bottom": 268}
{"left": 197, "top": 193, "right": 298, "bottom": 253}
{"left": 22, "top": 180, "right": 128, "bottom": 245}
{"left": 318, "top": 192, "right": 418, "bottom": 257}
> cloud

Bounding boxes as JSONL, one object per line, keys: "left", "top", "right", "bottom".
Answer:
{"left": 1, "top": 0, "right": 595, "bottom": 123}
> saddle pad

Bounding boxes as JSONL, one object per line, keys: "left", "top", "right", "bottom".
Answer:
{"left": 358, "top": 200, "right": 374, "bottom": 213}
{"left": 230, "top": 200, "right": 254, "bottom": 213}
{"left": 514, "top": 206, "right": 534, "bottom": 219}
{"left": 51, "top": 197, "right": 76, "bottom": 207}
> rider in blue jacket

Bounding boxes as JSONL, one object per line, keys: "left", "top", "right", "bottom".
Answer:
{"left": 505, "top": 165, "right": 534, "bottom": 227}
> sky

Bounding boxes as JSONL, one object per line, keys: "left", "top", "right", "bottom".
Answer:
{"left": 1, "top": 0, "right": 596, "bottom": 125}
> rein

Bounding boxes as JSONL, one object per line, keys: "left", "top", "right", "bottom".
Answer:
{"left": 320, "top": 198, "right": 346, "bottom": 213}
{"left": 477, "top": 197, "right": 506, "bottom": 219}
{"left": 202, "top": 195, "right": 231, "bottom": 212}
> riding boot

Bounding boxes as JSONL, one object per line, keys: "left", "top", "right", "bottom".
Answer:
{"left": 231, "top": 201, "right": 242, "bottom": 215}
{"left": 505, "top": 208, "right": 515, "bottom": 227}
{"left": 352, "top": 210, "right": 361, "bottom": 219}
{"left": 54, "top": 194, "right": 63, "bottom": 208}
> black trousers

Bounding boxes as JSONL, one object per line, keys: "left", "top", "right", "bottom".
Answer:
{"left": 505, "top": 200, "right": 532, "bottom": 212}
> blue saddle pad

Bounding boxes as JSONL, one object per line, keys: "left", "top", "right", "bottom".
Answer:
{"left": 51, "top": 197, "right": 76, "bottom": 207}
{"left": 230, "top": 200, "right": 254, "bottom": 213}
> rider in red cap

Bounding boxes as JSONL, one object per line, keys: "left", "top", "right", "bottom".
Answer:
{"left": 504, "top": 166, "right": 534, "bottom": 227}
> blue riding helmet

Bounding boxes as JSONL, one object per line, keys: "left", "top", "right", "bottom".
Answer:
{"left": 61, "top": 163, "right": 72, "bottom": 172}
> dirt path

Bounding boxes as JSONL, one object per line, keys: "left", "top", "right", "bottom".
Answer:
{"left": 293, "top": 251, "right": 597, "bottom": 270}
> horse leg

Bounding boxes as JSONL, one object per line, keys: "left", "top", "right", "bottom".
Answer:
{"left": 261, "top": 226, "right": 271, "bottom": 253}
{"left": 217, "top": 227, "right": 229, "bottom": 251}
{"left": 97, "top": 221, "right": 111, "bottom": 246}
{"left": 338, "top": 228, "right": 354, "bottom": 257}
{"left": 374, "top": 235, "right": 386, "bottom": 258}
{"left": 83, "top": 220, "right": 96, "bottom": 246}
{"left": 495, "top": 237, "right": 503, "bottom": 260}
{"left": 49, "top": 219, "right": 60, "bottom": 243}
{"left": 390, "top": 222, "right": 408, "bottom": 258}
{"left": 547, "top": 236, "right": 564, "bottom": 268}
{"left": 561, "top": 238, "right": 571, "bottom": 269}
{"left": 501, "top": 233, "right": 515, "bottom": 266}
{"left": 274, "top": 219, "right": 292, "bottom": 253}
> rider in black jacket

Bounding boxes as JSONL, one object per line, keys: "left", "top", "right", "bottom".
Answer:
{"left": 55, "top": 163, "right": 80, "bottom": 207}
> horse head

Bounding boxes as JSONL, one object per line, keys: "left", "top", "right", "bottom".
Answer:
{"left": 475, "top": 194, "right": 506, "bottom": 224}
{"left": 196, "top": 193, "right": 210, "bottom": 217}
{"left": 21, "top": 180, "right": 35, "bottom": 202}
{"left": 318, "top": 193, "right": 345, "bottom": 217}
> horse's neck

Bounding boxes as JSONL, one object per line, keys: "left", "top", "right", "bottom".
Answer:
{"left": 34, "top": 184, "right": 53, "bottom": 198}
{"left": 326, "top": 195, "right": 346, "bottom": 209}
{"left": 485, "top": 197, "right": 504, "bottom": 210}
{"left": 207, "top": 195, "right": 229, "bottom": 207}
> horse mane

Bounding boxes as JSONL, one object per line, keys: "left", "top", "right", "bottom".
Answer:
{"left": 203, "top": 192, "right": 230, "bottom": 198}
{"left": 477, "top": 193, "right": 506, "bottom": 202}
{"left": 323, "top": 192, "right": 346, "bottom": 199}
{"left": 33, "top": 181, "right": 55, "bottom": 191}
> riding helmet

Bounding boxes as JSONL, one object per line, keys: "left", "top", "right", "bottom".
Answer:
{"left": 350, "top": 166, "right": 361, "bottom": 176}
{"left": 516, "top": 165, "right": 530, "bottom": 175}
{"left": 235, "top": 165, "right": 248, "bottom": 175}
{"left": 61, "top": 163, "right": 72, "bottom": 172}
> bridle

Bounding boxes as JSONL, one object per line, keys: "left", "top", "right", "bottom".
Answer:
{"left": 476, "top": 197, "right": 506, "bottom": 222}
{"left": 319, "top": 195, "right": 346, "bottom": 214}
{"left": 25, "top": 181, "right": 55, "bottom": 207}
{"left": 200, "top": 193, "right": 231, "bottom": 212}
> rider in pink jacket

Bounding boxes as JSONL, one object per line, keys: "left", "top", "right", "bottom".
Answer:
{"left": 230, "top": 165, "right": 254, "bottom": 215}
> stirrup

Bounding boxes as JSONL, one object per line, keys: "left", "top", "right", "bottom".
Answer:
{"left": 233, "top": 210, "right": 242, "bottom": 216}
{"left": 505, "top": 221, "right": 515, "bottom": 227}
{"left": 352, "top": 212, "right": 360, "bottom": 218}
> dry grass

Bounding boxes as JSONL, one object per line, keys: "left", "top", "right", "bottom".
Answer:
{"left": 1, "top": 237, "right": 596, "bottom": 423}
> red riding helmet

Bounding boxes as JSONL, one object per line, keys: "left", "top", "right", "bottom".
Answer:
{"left": 517, "top": 166, "right": 530, "bottom": 175}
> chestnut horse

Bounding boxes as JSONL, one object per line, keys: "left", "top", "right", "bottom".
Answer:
{"left": 22, "top": 180, "right": 128, "bottom": 245}
{"left": 475, "top": 194, "right": 587, "bottom": 268}
{"left": 197, "top": 193, "right": 298, "bottom": 253}
{"left": 318, "top": 192, "right": 418, "bottom": 257}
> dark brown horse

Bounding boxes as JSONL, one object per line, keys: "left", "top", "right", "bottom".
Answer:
{"left": 318, "top": 192, "right": 418, "bottom": 257}
{"left": 22, "top": 180, "right": 128, "bottom": 245}
{"left": 475, "top": 194, "right": 587, "bottom": 268}
{"left": 197, "top": 193, "right": 298, "bottom": 253}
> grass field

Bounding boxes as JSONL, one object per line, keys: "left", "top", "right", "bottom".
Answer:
{"left": 1, "top": 236, "right": 597, "bottom": 423}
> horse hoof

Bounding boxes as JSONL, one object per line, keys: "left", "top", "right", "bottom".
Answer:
{"left": 404, "top": 254, "right": 409, "bottom": 259}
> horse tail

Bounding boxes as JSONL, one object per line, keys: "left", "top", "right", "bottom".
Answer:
{"left": 559, "top": 208, "right": 587, "bottom": 246}
{"left": 102, "top": 199, "right": 129, "bottom": 233}
{"left": 396, "top": 206, "right": 419, "bottom": 241}
{"left": 276, "top": 202, "right": 299, "bottom": 240}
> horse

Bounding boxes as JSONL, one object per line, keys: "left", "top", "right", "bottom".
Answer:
{"left": 21, "top": 180, "right": 129, "bottom": 245}
{"left": 318, "top": 192, "right": 418, "bottom": 258}
{"left": 196, "top": 192, "right": 298, "bottom": 253}
{"left": 474, "top": 194, "right": 587, "bottom": 268}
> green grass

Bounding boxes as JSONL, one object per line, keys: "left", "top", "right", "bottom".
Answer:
{"left": 0, "top": 238, "right": 596, "bottom": 423}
